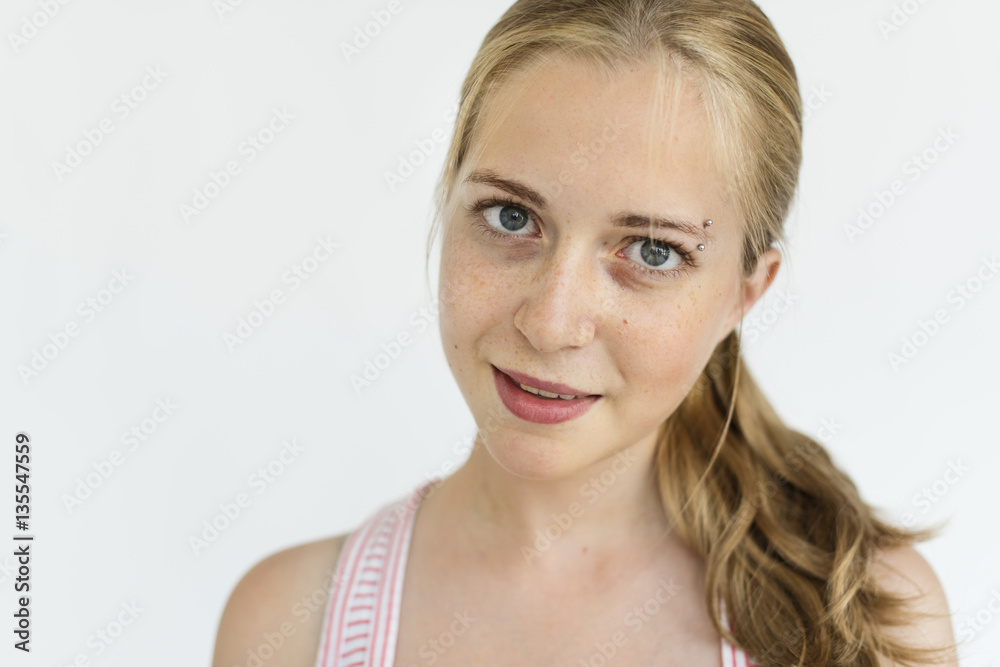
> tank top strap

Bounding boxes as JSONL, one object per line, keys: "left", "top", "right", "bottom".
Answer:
{"left": 314, "top": 480, "right": 437, "bottom": 667}
{"left": 718, "top": 596, "right": 760, "bottom": 667}
{"left": 316, "top": 481, "right": 760, "bottom": 666}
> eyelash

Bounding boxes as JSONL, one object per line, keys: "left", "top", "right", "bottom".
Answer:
{"left": 463, "top": 196, "right": 698, "bottom": 281}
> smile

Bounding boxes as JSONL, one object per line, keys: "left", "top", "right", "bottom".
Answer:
{"left": 516, "top": 383, "right": 589, "bottom": 400}
{"left": 491, "top": 365, "right": 601, "bottom": 425}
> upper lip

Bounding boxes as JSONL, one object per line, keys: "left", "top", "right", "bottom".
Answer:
{"left": 494, "top": 365, "right": 598, "bottom": 396}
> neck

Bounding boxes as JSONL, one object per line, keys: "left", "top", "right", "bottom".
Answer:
{"left": 428, "top": 428, "right": 676, "bottom": 573}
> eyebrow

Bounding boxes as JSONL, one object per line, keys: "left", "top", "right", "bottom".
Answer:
{"left": 463, "top": 169, "right": 708, "bottom": 241}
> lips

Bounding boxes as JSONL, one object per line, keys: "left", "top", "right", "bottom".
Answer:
{"left": 492, "top": 365, "right": 598, "bottom": 397}
{"left": 492, "top": 365, "right": 600, "bottom": 425}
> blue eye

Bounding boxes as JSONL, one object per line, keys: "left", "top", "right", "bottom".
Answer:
{"left": 462, "top": 195, "right": 697, "bottom": 281}
{"left": 623, "top": 238, "right": 683, "bottom": 272}
{"left": 481, "top": 202, "right": 535, "bottom": 235}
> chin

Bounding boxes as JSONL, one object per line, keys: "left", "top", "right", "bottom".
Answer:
{"left": 477, "top": 429, "right": 594, "bottom": 481}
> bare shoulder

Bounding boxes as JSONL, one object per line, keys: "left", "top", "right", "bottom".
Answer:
{"left": 211, "top": 532, "right": 350, "bottom": 667}
{"left": 870, "top": 545, "right": 959, "bottom": 666}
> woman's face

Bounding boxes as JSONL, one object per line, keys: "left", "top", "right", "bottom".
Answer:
{"left": 438, "top": 56, "right": 777, "bottom": 480}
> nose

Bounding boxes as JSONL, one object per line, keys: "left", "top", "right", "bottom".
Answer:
{"left": 513, "top": 240, "right": 599, "bottom": 352}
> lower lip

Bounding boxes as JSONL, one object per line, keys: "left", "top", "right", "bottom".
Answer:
{"left": 492, "top": 365, "right": 601, "bottom": 425}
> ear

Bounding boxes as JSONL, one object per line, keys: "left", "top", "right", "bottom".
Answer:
{"left": 721, "top": 247, "right": 782, "bottom": 338}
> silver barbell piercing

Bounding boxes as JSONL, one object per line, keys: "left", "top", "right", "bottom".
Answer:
{"left": 697, "top": 219, "right": 712, "bottom": 251}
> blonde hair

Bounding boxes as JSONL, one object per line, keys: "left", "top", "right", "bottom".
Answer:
{"left": 424, "top": 1, "right": 956, "bottom": 664}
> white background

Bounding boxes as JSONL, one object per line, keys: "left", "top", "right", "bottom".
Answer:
{"left": 1, "top": 0, "right": 998, "bottom": 665}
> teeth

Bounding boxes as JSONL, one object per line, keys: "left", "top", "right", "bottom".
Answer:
{"left": 518, "top": 382, "right": 585, "bottom": 400}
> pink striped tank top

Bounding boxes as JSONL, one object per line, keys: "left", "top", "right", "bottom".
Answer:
{"left": 313, "top": 480, "right": 759, "bottom": 667}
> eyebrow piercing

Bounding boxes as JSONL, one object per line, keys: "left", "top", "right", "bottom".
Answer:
{"left": 697, "top": 220, "right": 712, "bottom": 250}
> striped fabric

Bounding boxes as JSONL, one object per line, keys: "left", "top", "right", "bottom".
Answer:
{"left": 720, "top": 600, "right": 760, "bottom": 667}
{"left": 314, "top": 480, "right": 760, "bottom": 666}
{"left": 313, "top": 482, "right": 430, "bottom": 667}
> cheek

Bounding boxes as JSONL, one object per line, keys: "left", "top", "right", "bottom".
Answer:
{"left": 612, "top": 291, "right": 722, "bottom": 404}
{"left": 438, "top": 229, "right": 507, "bottom": 354}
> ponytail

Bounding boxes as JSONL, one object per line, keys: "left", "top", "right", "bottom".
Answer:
{"left": 655, "top": 328, "right": 954, "bottom": 666}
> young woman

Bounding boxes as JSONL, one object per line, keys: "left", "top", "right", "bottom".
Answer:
{"left": 213, "top": 1, "right": 959, "bottom": 665}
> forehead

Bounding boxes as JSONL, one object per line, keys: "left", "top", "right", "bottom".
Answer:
{"left": 465, "top": 55, "right": 730, "bottom": 220}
